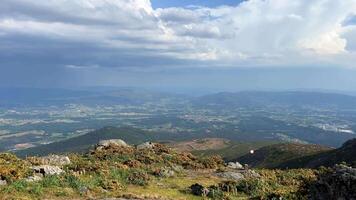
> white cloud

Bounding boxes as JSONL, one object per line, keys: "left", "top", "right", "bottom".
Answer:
{"left": 0, "top": 0, "right": 356, "bottom": 68}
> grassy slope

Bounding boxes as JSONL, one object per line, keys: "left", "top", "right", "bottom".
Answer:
{"left": 192, "top": 140, "right": 280, "bottom": 161}
{"left": 236, "top": 143, "right": 332, "bottom": 169}
{"left": 281, "top": 138, "right": 356, "bottom": 168}
{"left": 0, "top": 143, "right": 318, "bottom": 200}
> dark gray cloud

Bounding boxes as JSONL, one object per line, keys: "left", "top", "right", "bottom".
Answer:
{"left": 0, "top": 0, "right": 355, "bottom": 89}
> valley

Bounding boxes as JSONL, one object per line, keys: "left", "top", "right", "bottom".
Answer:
{"left": 1, "top": 89, "right": 356, "bottom": 153}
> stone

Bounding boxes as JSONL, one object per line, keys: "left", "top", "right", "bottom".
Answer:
{"left": 32, "top": 165, "right": 64, "bottom": 176}
{"left": 216, "top": 171, "right": 244, "bottom": 181}
{"left": 227, "top": 162, "right": 244, "bottom": 169}
{"left": 154, "top": 167, "right": 175, "bottom": 178}
{"left": 190, "top": 183, "right": 209, "bottom": 196}
{"left": 137, "top": 142, "right": 155, "bottom": 150}
{"left": 98, "top": 139, "right": 128, "bottom": 148}
{"left": 25, "top": 175, "right": 43, "bottom": 182}
{"left": 0, "top": 180, "right": 7, "bottom": 186}
{"left": 244, "top": 169, "right": 260, "bottom": 178}
{"left": 38, "top": 155, "right": 71, "bottom": 166}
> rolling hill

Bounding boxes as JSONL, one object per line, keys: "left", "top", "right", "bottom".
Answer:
{"left": 236, "top": 138, "right": 356, "bottom": 169}
{"left": 236, "top": 143, "right": 332, "bottom": 169}
{"left": 15, "top": 126, "right": 156, "bottom": 157}
{"left": 282, "top": 138, "right": 356, "bottom": 168}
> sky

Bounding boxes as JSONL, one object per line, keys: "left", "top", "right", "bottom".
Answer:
{"left": 1, "top": 0, "right": 356, "bottom": 91}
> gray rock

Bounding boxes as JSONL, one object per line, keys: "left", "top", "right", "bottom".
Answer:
{"left": 98, "top": 139, "right": 128, "bottom": 148}
{"left": 0, "top": 180, "right": 7, "bottom": 186}
{"left": 137, "top": 142, "right": 155, "bottom": 150}
{"left": 227, "top": 162, "right": 244, "bottom": 169}
{"left": 32, "top": 165, "right": 64, "bottom": 176}
{"left": 216, "top": 171, "right": 244, "bottom": 181}
{"left": 38, "top": 155, "right": 71, "bottom": 166}
{"left": 155, "top": 167, "right": 175, "bottom": 178}
{"left": 244, "top": 169, "right": 260, "bottom": 178}
{"left": 25, "top": 175, "right": 43, "bottom": 182}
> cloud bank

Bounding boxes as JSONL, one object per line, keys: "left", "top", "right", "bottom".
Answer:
{"left": 1, "top": 0, "right": 356, "bottom": 70}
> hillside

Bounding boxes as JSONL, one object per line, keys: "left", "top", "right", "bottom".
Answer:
{"left": 282, "top": 138, "right": 356, "bottom": 168}
{"left": 236, "top": 143, "right": 332, "bottom": 169}
{"left": 16, "top": 127, "right": 155, "bottom": 157}
{"left": 190, "top": 140, "right": 280, "bottom": 161}
{"left": 3, "top": 139, "right": 355, "bottom": 200}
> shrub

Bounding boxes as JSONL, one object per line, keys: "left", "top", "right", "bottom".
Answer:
{"left": 127, "top": 170, "right": 150, "bottom": 186}
{"left": 0, "top": 153, "right": 32, "bottom": 182}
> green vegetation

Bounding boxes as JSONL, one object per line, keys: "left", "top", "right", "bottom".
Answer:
{"left": 192, "top": 140, "right": 280, "bottom": 161}
{"left": 237, "top": 139, "right": 356, "bottom": 169}
{"left": 237, "top": 143, "right": 332, "bottom": 169}
{"left": 2, "top": 139, "right": 356, "bottom": 200}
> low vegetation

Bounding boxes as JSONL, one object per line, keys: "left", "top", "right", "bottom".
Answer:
{"left": 0, "top": 141, "right": 355, "bottom": 200}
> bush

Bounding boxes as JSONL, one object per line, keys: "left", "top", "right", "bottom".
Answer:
{"left": 0, "top": 153, "right": 32, "bottom": 182}
{"left": 127, "top": 170, "right": 150, "bottom": 186}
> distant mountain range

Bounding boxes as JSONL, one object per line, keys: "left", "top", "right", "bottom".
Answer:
{"left": 0, "top": 87, "right": 183, "bottom": 106}
{"left": 193, "top": 91, "right": 356, "bottom": 109}
{"left": 2, "top": 87, "right": 356, "bottom": 108}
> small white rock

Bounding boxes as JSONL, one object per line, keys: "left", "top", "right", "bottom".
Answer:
{"left": 137, "top": 142, "right": 155, "bottom": 150}
{"left": 32, "top": 165, "right": 64, "bottom": 176}
{"left": 227, "top": 162, "right": 244, "bottom": 169}
{"left": 0, "top": 180, "right": 7, "bottom": 186}
{"left": 25, "top": 175, "right": 43, "bottom": 182}
{"left": 98, "top": 139, "right": 128, "bottom": 148}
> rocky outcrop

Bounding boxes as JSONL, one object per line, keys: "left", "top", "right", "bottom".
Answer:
{"left": 216, "top": 171, "right": 244, "bottom": 181}
{"left": 97, "top": 139, "right": 128, "bottom": 149}
{"left": 227, "top": 162, "right": 244, "bottom": 169}
{"left": 32, "top": 165, "right": 64, "bottom": 176}
{"left": 216, "top": 169, "right": 260, "bottom": 181}
{"left": 37, "top": 155, "right": 71, "bottom": 166}
{"left": 137, "top": 142, "right": 155, "bottom": 150}
{"left": 309, "top": 164, "right": 356, "bottom": 200}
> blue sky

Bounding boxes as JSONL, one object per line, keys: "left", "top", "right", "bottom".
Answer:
{"left": 0, "top": 0, "right": 356, "bottom": 91}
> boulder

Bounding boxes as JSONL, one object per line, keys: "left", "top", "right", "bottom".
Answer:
{"left": 38, "top": 155, "right": 71, "bottom": 166}
{"left": 32, "top": 165, "right": 64, "bottom": 176}
{"left": 154, "top": 167, "right": 175, "bottom": 178}
{"left": 98, "top": 139, "right": 128, "bottom": 148}
{"left": 216, "top": 171, "right": 244, "bottom": 181}
{"left": 137, "top": 142, "right": 155, "bottom": 150}
{"left": 0, "top": 180, "right": 7, "bottom": 186}
{"left": 25, "top": 175, "right": 43, "bottom": 182}
{"left": 227, "top": 162, "right": 244, "bottom": 169}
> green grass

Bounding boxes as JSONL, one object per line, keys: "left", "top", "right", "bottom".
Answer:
{"left": 192, "top": 140, "right": 280, "bottom": 161}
